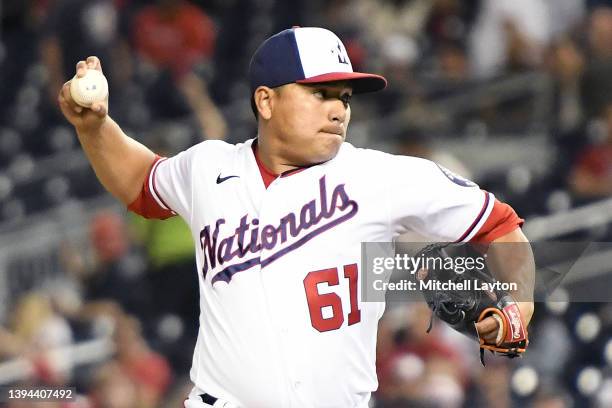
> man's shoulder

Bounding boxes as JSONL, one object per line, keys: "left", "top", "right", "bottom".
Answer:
{"left": 337, "top": 142, "right": 429, "bottom": 168}
{"left": 184, "top": 138, "right": 253, "bottom": 159}
{"left": 332, "top": 143, "right": 452, "bottom": 186}
{"left": 337, "top": 142, "right": 388, "bottom": 160}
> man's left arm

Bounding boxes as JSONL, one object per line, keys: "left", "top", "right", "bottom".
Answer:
{"left": 476, "top": 227, "right": 535, "bottom": 344}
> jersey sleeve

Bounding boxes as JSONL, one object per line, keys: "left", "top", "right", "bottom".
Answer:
{"left": 470, "top": 199, "right": 524, "bottom": 244}
{"left": 386, "top": 156, "right": 494, "bottom": 242}
{"left": 128, "top": 147, "right": 197, "bottom": 220}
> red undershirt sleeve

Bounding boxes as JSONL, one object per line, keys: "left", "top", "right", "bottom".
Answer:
{"left": 470, "top": 199, "right": 524, "bottom": 244}
{"left": 127, "top": 155, "right": 176, "bottom": 220}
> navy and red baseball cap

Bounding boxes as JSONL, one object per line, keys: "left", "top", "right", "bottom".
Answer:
{"left": 249, "top": 27, "right": 387, "bottom": 101}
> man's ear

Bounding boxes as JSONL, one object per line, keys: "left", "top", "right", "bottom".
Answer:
{"left": 254, "top": 86, "right": 274, "bottom": 120}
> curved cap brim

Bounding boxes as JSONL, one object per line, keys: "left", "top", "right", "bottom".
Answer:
{"left": 296, "top": 72, "right": 387, "bottom": 94}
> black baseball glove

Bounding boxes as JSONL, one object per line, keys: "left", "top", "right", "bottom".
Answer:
{"left": 414, "top": 243, "right": 528, "bottom": 365}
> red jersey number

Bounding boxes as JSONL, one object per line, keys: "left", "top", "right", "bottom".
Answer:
{"left": 303, "top": 264, "right": 361, "bottom": 332}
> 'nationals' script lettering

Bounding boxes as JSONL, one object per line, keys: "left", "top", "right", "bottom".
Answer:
{"left": 199, "top": 176, "right": 358, "bottom": 284}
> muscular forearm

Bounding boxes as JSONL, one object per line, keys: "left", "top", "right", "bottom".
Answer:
{"left": 486, "top": 229, "right": 535, "bottom": 299}
{"left": 485, "top": 228, "right": 535, "bottom": 321}
{"left": 76, "top": 117, "right": 155, "bottom": 205}
{"left": 474, "top": 228, "right": 535, "bottom": 342}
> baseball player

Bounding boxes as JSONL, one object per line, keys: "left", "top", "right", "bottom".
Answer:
{"left": 59, "top": 27, "right": 535, "bottom": 408}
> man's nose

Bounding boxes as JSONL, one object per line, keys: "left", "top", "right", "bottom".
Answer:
{"left": 329, "top": 100, "right": 347, "bottom": 124}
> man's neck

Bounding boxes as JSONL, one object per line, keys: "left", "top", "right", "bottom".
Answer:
{"left": 254, "top": 137, "right": 301, "bottom": 175}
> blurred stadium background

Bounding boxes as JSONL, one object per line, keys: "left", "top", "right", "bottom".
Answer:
{"left": 2, "top": 0, "right": 612, "bottom": 407}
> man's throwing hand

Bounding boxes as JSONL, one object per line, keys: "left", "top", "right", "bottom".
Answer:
{"left": 58, "top": 56, "right": 109, "bottom": 133}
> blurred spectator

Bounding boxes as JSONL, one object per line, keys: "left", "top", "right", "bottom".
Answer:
{"left": 131, "top": 0, "right": 227, "bottom": 139}
{"left": 0, "top": 292, "right": 73, "bottom": 384}
{"left": 466, "top": 361, "right": 512, "bottom": 408}
{"left": 425, "top": 0, "right": 481, "bottom": 46}
{"left": 88, "top": 361, "right": 140, "bottom": 408}
{"left": 581, "top": 7, "right": 612, "bottom": 119}
{"left": 531, "top": 387, "right": 573, "bottom": 408}
{"left": 112, "top": 314, "right": 172, "bottom": 408}
{"left": 548, "top": 38, "right": 585, "bottom": 136}
{"left": 569, "top": 103, "right": 612, "bottom": 198}
{"left": 376, "top": 303, "right": 467, "bottom": 406}
{"left": 130, "top": 213, "right": 194, "bottom": 274}
{"left": 349, "top": 0, "right": 434, "bottom": 43}
{"left": 587, "top": 6, "right": 612, "bottom": 59}
{"left": 80, "top": 211, "right": 152, "bottom": 323}
{"left": 132, "top": 0, "right": 215, "bottom": 78}
{"left": 469, "top": 0, "right": 551, "bottom": 78}
{"left": 372, "top": 33, "right": 420, "bottom": 115}
{"left": 177, "top": 72, "right": 228, "bottom": 140}
{"left": 545, "top": 38, "right": 587, "bottom": 191}
{"left": 434, "top": 40, "right": 470, "bottom": 83}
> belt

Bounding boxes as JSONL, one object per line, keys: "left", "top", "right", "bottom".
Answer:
{"left": 198, "top": 391, "right": 241, "bottom": 408}
{"left": 200, "top": 393, "right": 218, "bottom": 406}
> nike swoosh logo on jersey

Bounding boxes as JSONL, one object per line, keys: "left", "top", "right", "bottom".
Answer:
{"left": 216, "top": 174, "right": 240, "bottom": 184}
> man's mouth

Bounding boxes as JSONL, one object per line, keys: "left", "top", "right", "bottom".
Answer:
{"left": 320, "top": 126, "right": 344, "bottom": 136}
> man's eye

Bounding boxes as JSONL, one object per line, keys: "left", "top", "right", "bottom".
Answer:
{"left": 341, "top": 94, "right": 352, "bottom": 105}
{"left": 313, "top": 90, "right": 325, "bottom": 98}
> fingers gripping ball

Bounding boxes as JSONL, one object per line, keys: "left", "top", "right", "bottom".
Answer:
{"left": 70, "top": 69, "right": 108, "bottom": 108}
{"left": 491, "top": 314, "right": 504, "bottom": 345}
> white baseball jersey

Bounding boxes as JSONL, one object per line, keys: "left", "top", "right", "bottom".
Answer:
{"left": 138, "top": 138, "right": 493, "bottom": 408}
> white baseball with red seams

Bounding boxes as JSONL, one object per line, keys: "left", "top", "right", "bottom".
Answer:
{"left": 141, "top": 139, "right": 494, "bottom": 408}
{"left": 69, "top": 69, "right": 108, "bottom": 107}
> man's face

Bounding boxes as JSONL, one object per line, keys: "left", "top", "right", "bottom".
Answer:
{"left": 266, "top": 82, "right": 353, "bottom": 166}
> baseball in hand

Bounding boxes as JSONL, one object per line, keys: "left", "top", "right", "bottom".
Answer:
{"left": 70, "top": 69, "right": 108, "bottom": 108}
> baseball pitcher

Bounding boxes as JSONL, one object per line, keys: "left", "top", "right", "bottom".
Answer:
{"left": 59, "top": 27, "right": 535, "bottom": 408}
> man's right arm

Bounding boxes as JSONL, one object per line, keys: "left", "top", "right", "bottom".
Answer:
{"left": 58, "top": 56, "right": 155, "bottom": 206}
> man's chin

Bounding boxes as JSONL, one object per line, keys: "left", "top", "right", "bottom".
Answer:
{"left": 317, "top": 141, "right": 343, "bottom": 163}
{"left": 294, "top": 134, "right": 343, "bottom": 165}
